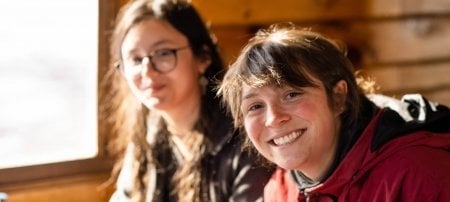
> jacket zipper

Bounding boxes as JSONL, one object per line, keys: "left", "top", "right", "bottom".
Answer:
{"left": 301, "top": 189, "right": 311, "bottom": 202}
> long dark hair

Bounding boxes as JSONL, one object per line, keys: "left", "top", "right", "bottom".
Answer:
{"left": 105, "top": 0, "right": 224, "bottom": 201}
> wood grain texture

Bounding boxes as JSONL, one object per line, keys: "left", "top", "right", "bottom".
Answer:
{"left": 5, "top": 172, "right": 113, "bottom": 202}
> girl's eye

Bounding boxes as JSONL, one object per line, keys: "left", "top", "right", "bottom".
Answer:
{"left": 248, "top": 104, "right": 263, "bottom": 111}
{"left": 286, "top": 92, "right": 302, "bottom": 99}
{"left": 242, "top": 102, "right": 264, "bottom": 115}
{"left": 154, "top": 49, "right": 173, "bottom": 58}
{"left": 130, "top": 57, "right": 142, "bottom": 65}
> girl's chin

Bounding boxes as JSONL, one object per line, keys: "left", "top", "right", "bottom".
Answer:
{"left": 274, "top": 158, "right": 304, "bottom": 170}
{"left": 142, "top": 97, "right": 163, "bottom": 108}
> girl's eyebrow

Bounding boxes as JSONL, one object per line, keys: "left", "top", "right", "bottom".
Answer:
{"left": 125, "top": 39, "right": 176, "bottom": 55}
{"left": 241, "top": 92, "right": 258, "bottom": 101}
{"left": 150, "top": 39, "right": 175, "bottom": 48}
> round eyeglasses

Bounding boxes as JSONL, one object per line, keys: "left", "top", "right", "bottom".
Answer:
{"left": 117, "top": 46, "right": 190, "bottom": 74}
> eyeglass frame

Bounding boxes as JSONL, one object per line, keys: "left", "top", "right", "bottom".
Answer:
{"left": 115, "top": 45, "right": 191, "bottom": 74}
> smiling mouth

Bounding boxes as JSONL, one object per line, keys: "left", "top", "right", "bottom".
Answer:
{"left": 271, "top": 129, "right": 305, "bottom": 146}
{"left": 142, "top": 84, "right": 164, "bottom": 93}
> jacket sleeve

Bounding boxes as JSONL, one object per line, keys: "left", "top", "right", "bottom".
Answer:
{"left": 358, "top": 141, "right": 450, "bottom": 202}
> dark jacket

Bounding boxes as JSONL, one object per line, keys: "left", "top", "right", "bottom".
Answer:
{"left": 264, "top": 94, "right": 450, "bottom": 201}
{"left": 111, "top": 112, "right": 274, "bottom": 202}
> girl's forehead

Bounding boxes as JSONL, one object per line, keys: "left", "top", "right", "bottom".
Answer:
{"left": 241, "top": 82, "right": 284, "bottom": 97}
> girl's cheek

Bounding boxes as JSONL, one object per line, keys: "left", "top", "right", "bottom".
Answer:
{"left": 244, "top": 118, "right": 261, "bottom": 140}
{"left": 292, "top": 101, "right": 314, "bottom": 118}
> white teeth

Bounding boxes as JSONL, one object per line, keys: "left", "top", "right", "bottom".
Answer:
{"left": 273, "top": 131, "right": 302, "bottom": 146}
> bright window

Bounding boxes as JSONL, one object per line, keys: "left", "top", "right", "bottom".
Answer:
{"left": 0, "top": 0, "right": 98, "bottom": 169}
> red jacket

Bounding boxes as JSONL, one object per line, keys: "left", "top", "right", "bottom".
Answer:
{"left": 264, "top": 110, "right": 450, "bottom": 202}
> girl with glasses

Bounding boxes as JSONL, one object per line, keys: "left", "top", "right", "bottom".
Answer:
{"left": 105, "top": 0, "right": 273, "bottom": 201}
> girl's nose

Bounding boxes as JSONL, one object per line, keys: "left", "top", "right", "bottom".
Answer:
{"left": 265, "top": 104, "right": 290, "bottom": 128}
{"left": 140, "top": 57, "right": 159, "bottom": 77}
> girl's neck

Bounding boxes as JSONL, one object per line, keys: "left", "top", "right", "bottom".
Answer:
{"left": 162, "top": 95, "right": 201, "bottom": 138}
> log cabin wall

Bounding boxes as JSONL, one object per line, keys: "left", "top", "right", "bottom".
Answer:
{"left": 193, "top": 0, "right": 450, "bottom": 106}
{"left": 3, "top": 1, "right": 448, "bottom": 202}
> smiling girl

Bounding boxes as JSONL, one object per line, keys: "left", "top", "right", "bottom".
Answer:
{"left": 218, "top": 24, "right": 450, "bottom": 201}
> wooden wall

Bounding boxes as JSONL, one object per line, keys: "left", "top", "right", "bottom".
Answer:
{"left": 4, "top": 1, "right": 448, "bottom": 202}
{"left": 4, "top": 172, "right": 112, "bottom": 202}
{"left": 193, "top": 0, "right": 450, "bottom": 106}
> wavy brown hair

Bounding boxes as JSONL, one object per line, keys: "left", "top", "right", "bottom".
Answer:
{"left": 218, "top": 24, "right": 375, "bottom": 133}
{"left": 103, "top": 0, "right": 224, "bottom": 201}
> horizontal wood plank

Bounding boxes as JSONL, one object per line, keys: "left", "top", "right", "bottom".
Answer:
{"left": 212, "top": 26, "right": 254, "bottom": 65}
{"left": 363, "top": 63, "right": 450, "bottom": 106}
{"left": 423, "top": 89, "right": 450, "bottom": 106}
{"left": 193, "top": 0, "right": 367, "bottom": 25}
{"left": 6, "top": 172, "right": 112, "bottom": 202}
{"left": 361, "top": 18, "right": 450, "bottom": 64}
{"left": 365, "top": 63, "right": 450, "bottom": 91}
{"left": 192, "top": 0, "right": 450, "bottom": 26}
{"left": 369, "top": 0, "right": 450, "bottom": 17}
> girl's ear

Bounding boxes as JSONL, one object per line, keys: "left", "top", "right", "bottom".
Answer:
{"left": 333, "top": 80, "right": 348, "bottom": 114}
{"left": 198, "top": 58, "right": 211, "bottom": 74}
{"left": 197, "top": 45, "right": 212, "bottom": 74}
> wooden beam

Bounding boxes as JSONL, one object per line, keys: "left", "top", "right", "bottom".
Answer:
{"left": 192, "top": 0, "right": 367, "bottom": 26}
{"left": 192, "top": 0, "right": 450, "bottom": 26}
